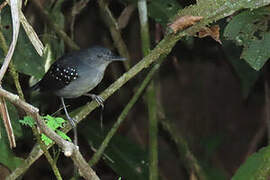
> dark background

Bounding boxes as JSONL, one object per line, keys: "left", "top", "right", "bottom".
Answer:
{"left": 0, "top": 0, "right": 267, "bottom": 179}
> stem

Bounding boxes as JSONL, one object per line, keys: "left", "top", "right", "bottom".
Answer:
{"left": 31, "top": 0, "right": 79, "bottom": 51}
{"left": 146, "top": 81, "right": 158, "bottom": 180}
{"left": 138, "top": 0, "right": 151, "bottom": 55}
{"left": 98, "top": 0, "right": 131, "bottom": 70}
{"left": 138, "top": 0, "right": 159, "bottom": 179}
{"left": 89, "top": 59, "right": 164, "bottom": 166}
{"left": 0, "top": 31, "right": 63, "bottom": 180}
{"left": 160, "top": 117, "right": 207, "bottom": 180}
{"left": 265, "top": 79, "right": 270, "bottom": 144}
{"left": 7, "top": 0, "right": 270, "bottom": 178}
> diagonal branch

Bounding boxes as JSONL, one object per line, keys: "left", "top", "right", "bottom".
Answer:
{"left": 7, "top": 0, "right": 270, "bottom": 178}
{"left": 98, "top": 0, "right": 131, "bottom": 70}
{"left": 31, "top": 0, "right": 80, "bottom": 51}
{"left": 0, "top": 88, "right": 99, "bottom": 180}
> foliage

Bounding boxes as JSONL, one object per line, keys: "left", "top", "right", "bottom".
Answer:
{"left": 0, "top": 0, "right": 270, "bottom": 179}
{"left": 224, "top": 7, "right": 270, "bottom": 71}
{"left": 232, "top": 146, "right": 270, "bottom": 180}
{"left": 19, "top": 116, "right": 35, "bottom": 128}
{"left": 20, "top": 115, "right": 71, "bottom": 146}
{"left": 0, "top": 8, "right": 45, "bottom": 78}
{"left": 81, "top": 121, "right": 148, "bottom": 180}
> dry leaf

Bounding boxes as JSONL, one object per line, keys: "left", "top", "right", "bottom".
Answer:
{"left": 198, "top": 25, "right": 222, "bottom": 44}
{"left": 168, "top": 15, "right": 203, "bottom": 34}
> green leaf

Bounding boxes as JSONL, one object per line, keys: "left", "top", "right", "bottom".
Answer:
{"left": 54, "top": 117, "right": 66, "bottom": 125}
{"left": 41, "top": 134, "right": 53, "bottom": 146}
{"left": 241, "top": 33, "right": 270, "bottom": 71}
{"left": 0, "top": 8, "right": 45, "bottom": 78}
{"left": 43, "top": 115, "right": 69, "bottom": 145}
{"left": 19, "top": 116, "right": 35, "bottom": 128}
{"left": 43, "top": 115, "right": 66, "bottom": 129}
{"left": 56, "top": 130, "right": 71, "bottom": 142}
{"left": 42, "top": 115, "right": 69, "bottom": 145}
{"left": 81, "top": 121, "right": 148, "bottom": 180}
{"left": 224, "top": 7, "right": 270, "bottom": 70}
{"left": 19, "top": 114, "right": 70, "bottom": 146}
{"left": 232, "top": 146, "right": 270, "bottom": 180}
{"left": 223, "top": 41, "right": 261, "bottom": 97}
{"left": 44, "top": 115, "right": 62, "bottom": 130}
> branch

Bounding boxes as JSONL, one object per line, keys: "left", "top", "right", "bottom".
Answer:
{"left": 0, "top": 88, "right": 99, "bottom": 180}
{"left": 7, "top": 0, "right": 270, "bottom": 178}
{"left": 89, "top": 58, "right": 164, "bottom": 166}
{"left": 117, "top": 4, "right": 136, "bottom": 29}
{"left": 31, "top": 0, "right": 80, "bottom": 51}
{"left": 98, "top": 0, "right": 131, "bottom": 70}
{"left": 69, "top": 0, "right": 89, "bottom": 40}
{"left": 137, "top": 0, "right": 159, "bottom": 179}
{"left": 160, "top": 116, "right": 207, "bottom": 180}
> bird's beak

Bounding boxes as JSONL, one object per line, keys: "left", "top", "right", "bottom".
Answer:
{"left": 110, "top": 55, "right": 127, "bottom": 61}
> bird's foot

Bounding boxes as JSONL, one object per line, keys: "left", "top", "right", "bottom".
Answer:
{"left": 84, "top": 93, "right": 104, "bottom": 108}
{"left": 67, "top": 116, "right": 77, "bottom": 128}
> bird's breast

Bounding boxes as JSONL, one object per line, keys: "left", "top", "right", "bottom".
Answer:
{"left": 54, "top": 64, "right": 106, "bottom": 98}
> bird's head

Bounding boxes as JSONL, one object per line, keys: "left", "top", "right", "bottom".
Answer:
{"left": 88, "top": 46, "right": 126, "bottom": 63}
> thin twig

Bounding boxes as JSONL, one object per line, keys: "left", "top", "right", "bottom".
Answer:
{"left": 159, "top": 117, "right": 207, "bottom": 180}
{"left": 117, "top": 4, "right": 136, "bottom": 29}
{"left": 7, "top": 0, "right": 270, "bottom": 178}
{"left": 0, "top": 97, "right": 16, "bottom": 147}
{"left": 9, "top": 62, "right": 63, "bottom": 179}
{"left": 32, "top": 126, "right": 63, "bottom": 180}
{"left": 0, "top": 31, "right": 16, "bottom": 148}
{"left": 89, "top": 59, "right": 164, "bottom": 166}
{"left": 98, "top": 0, "right": 131, "bottom": 70}
{"left": 70, "top": 0, "right": 89, "bottom": 40}
{"left": 0, "top": 88, "right": 99, "bottom": 180}
{"left": 31, "top": 0, "right": 80, "bottom": 51}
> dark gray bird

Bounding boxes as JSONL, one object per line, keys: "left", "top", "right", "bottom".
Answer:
{"left": 32, "top": 46, "right": 126, "bottom": 129}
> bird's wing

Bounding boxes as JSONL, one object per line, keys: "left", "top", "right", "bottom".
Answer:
{"left": 37, "top": 60, "right": 79, "bottom": 92}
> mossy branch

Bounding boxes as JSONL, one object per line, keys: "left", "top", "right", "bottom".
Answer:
{"left": 7, "top": 0, "right": 270, "bottom": 178}
{"left": 137, "top": 0, "right": 159, "bottom": 179}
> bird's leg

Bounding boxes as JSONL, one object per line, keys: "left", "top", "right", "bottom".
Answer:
{"left": 60, "top": 97, "right": 77, "bottom": 127}
{"left": 84, "top": 93, "right": 104, "bottom": 129}
{"left": 60, "top": 97, "right": 78, "bottom": 145}
{"left": 84, "top": 93, "right": 104, "bottom": 108}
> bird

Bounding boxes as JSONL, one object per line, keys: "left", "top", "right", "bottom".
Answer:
{"left": 31, "top": 46, "right": 126, "bottom": 130}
